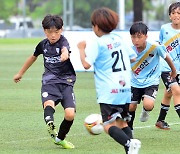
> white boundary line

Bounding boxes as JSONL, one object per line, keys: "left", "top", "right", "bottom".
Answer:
{"left": 3, "top": 122, "right": 180, "bottom": 144}
{"left": 134, "top": 122, "right": 180, "bottom": 129}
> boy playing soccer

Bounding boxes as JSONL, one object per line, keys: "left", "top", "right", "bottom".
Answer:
{"left": 128, "top": 22, "right": 176, "bottom": 131}
{"left": 78, "top": 7, "right": 141, "bottom": 154}
{"left": 13, "top": 14, "right": 76, "bottom": 149}
{"left": 155, "top": 2, "right": 180, "bottom": 130}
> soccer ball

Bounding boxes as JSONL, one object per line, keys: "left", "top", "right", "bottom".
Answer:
{"left": 84, "top": 113, "right": 104, "bottom": 135}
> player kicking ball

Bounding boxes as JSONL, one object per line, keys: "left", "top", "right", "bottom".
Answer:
{"left": 13, "top": 14, "right": 76, "bottom": 149}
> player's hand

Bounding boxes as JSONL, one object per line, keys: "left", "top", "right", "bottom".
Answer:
{"left": 77, "top": 41, "right": 86, "bottom": 50}
{"left": 170, "top": 71, "right": 177, "bottom": 80}
{"left": 13, "top": 74, "right": 22, "bottom": 83}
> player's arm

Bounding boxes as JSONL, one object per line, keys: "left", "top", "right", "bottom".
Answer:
{"left": 164, "top": 55, "right": 177, "bottom": 78}
{"left": 13, "top": 55, "right": 37, "bottom": 83}
{"left": 77, "top": 41, "right": 91, "bottom": 69}
{"left": 130, "top": 58, "right": 136, "bottom": 63}
{"left": 60, "top": 46, "right": 69, "bottom": 62}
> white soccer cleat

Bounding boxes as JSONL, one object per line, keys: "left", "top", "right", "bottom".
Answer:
{"left": 139, "top": 109, "right": 149, "bottom": 122}
{"left": 128, "top": 139, "right": 141, "bottom": 154}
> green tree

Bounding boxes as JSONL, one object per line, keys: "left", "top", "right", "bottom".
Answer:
{"left": 0, "top": 0, "right": 19, "bottom": 20}
{"left": 74, "top": 0, "right": 117, "bottom": 28}
{"left": 28, "top": 0, "right": 63, "bottom": 19}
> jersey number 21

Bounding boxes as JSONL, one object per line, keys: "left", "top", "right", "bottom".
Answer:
{"left": 112, "top": 50, "right": 126, "bottom": 72}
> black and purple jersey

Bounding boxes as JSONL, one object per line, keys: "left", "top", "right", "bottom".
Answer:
{"left": 34, "top": 35, "right": 76, "bottom": 86}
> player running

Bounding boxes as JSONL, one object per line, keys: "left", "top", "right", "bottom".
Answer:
{"left": 127, "top": 22, "right": 176, "bottom": 132}
{"left": 78, "top": 7, "right": 141, "bottom": 154}
{"left": 155, "top": 2, "right": 180, "bottom": 130}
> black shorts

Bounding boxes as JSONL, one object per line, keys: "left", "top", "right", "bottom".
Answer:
{"left": 131, "top": 85, "right": 159, "bottom": 104}
{"left": 41, "top": 83, "right": 76, "bottom": 109}
{"left": 100, "top": 103, "right": 131, "bottom": 125}
{"left": 161, "top": 72, "right": 180, "bottom": 90}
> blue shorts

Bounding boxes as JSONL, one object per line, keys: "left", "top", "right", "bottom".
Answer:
{"left": 41, "top": 83, "right": 76, "bottom": 109}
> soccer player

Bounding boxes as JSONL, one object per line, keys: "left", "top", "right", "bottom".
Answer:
{"left": 13, "top": 15, "right": 76, "bottom": 149}
{"left": 155, "top": 2, "right": 180, "bottom": 130}
{"left": 77, "top": 7, "right": 141, "bottom": 154}
{"left": 127, "top": 22, "right": 176, "bottom": 131}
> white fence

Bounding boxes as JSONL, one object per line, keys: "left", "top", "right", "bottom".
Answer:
{"left": 63, "top": 31, "right": 160, "bottom": 71}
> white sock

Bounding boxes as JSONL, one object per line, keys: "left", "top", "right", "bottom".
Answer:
{"left": 55, "top": 137, "right": 61, "bottom": 142}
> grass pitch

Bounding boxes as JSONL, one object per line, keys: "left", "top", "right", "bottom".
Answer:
{"left": 0, "top": 38, "right": 179, "bottom": 154}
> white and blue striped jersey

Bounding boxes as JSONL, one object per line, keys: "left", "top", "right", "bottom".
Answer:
{"left": 85, "top": 33, "right": 136, "bottom": 105}
{"left": 131, "top": 42, "right": 167, "bottom": 88}
{"left": 159, "top": 23, "right": 180, "bottom": 73}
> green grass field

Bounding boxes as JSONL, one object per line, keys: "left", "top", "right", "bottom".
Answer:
{"left": 0, "top": 38, "right": 179, "bottom": 154}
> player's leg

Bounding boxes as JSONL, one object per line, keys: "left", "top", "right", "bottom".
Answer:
{"left": 108, "top": 120, "right": 141, "bottom": 154}
{"left": 140, "top": 85, "right": 158, "bottom": 122}
{"left": 55, "top": 84, "right": 76, "bottom": 149}
{"left": 41, "top": 84, "right": 59, "bottom": 139}
{"left": 156, "top": 72, "right": 180, "bottom": 129}
{"left": 128, "top": 103, "right": 137, "bottom": 131}
{"left": 43, "top": 100, "right": 58, "bottom": 139}
{"left": 128, "top": 87, "right": 142, "bottom": 129}
{"left": 101, "top": 104, "right": 141, "bottom": 154}
{"left": 172, "top": 74, "right": 180, "bottom": 118}
{"left": 156, "top": 89, "right": 171, "bottom": 129}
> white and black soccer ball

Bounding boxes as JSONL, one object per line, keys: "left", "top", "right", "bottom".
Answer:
{"left": 84, "top": 113, "right": 104, "bottom": 135}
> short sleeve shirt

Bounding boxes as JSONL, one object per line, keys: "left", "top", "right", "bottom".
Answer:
{"left": 159, "top": 23, "right": 180, "bottom": 73}
{"left": 85, "top": 33, "right": 137, "bottom": 105}
{"left": 34, "top": 35, "right": 76, "bottom": 86}
{"left": 131, "top": 42, "right": 167, "bottom": 88}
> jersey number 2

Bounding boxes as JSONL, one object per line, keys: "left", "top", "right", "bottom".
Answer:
{"left": 111, "top": 50, "right": 126, "bottom": 72}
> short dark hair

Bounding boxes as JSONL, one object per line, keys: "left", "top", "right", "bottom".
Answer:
{"left": 42, "top": 14, "right": 63, "bottom": 29}
{"left": 91, "top": 7, "right": 119, "bottom": 33}
{"left": 130, "top": 22, "right": 148, "bottom": 35}
{"left": 168, "top": 2, "right": 180, "bottom": 15}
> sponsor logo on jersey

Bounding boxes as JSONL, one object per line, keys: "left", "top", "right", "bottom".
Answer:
{"left": 44, "top": 49, "right": 47, "bottom": 53}
{"left": 56, "top": 48, "right": 60, "bottom": 54}
{"left": 44, "top": 56, "right": 61, "bottom": 63}
{"left": 110, "top": 88, "right": 131, "bottom": 93}
{"left": 166, "top": 39, "right": 179, "bottom": 52}
{"left": 107, "top": 42, "right": 121, "bottom": 50}
{"left": 134, "top": 60, "right": 150, "bottom": 75}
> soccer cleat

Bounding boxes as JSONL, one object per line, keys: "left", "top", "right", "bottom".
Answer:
{"left": 139, "top": 109, "right": 149, "bottom": 122}
{"left": 128, "top": 139, "right": 141, "bottom": 154}
{"left": 54, "top": 139, "right": 75, "bottom": 149}
{"left": 47, "top": 121, "right": 58, "bottom": 139}
{"left": 155, "top": 121, "right": 170, "bottom": 130}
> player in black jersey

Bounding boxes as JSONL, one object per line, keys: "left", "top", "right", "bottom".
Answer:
{"left": 13, "top": 14, "right": 76, "bottom": 149}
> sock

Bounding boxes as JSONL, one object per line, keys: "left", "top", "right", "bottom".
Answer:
{"left": 127, "top": 111, "right": 135, "bottom": 130}
{"left": 108, "top": 126, "right": 130, "bottom": 153}
{"left": 157, "top": 103, "right": 170, "bottom": 122}
{"left": 44, "top": 106, "right": 55, "bottom": 124}
{"left": 57, "top": 118, "right": 74, "bottom": 140}
{"left": 122, "top": 126, "right": 133, "bottom": 139}
{"left": 174, "top": 104, "right": 180, "bottom": 118}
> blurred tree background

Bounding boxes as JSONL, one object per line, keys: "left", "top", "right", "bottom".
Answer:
{"left": 0, "top": 0, "right": 175, "bottom": 30}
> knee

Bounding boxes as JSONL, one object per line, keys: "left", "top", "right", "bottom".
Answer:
{"left": 144, "top": 104, "right": 154, "bottom": 111}
{"left": 172, "top": 88, "right": 180, "bottom": 96}
{"left": 129, "top": 104, "right": 137, "bottom": 112}
{"left": 64, "top": 108, "right": 75, "bottom": 121}
{"left": 43, "top": 100, "right": 55, "bottom": 109}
